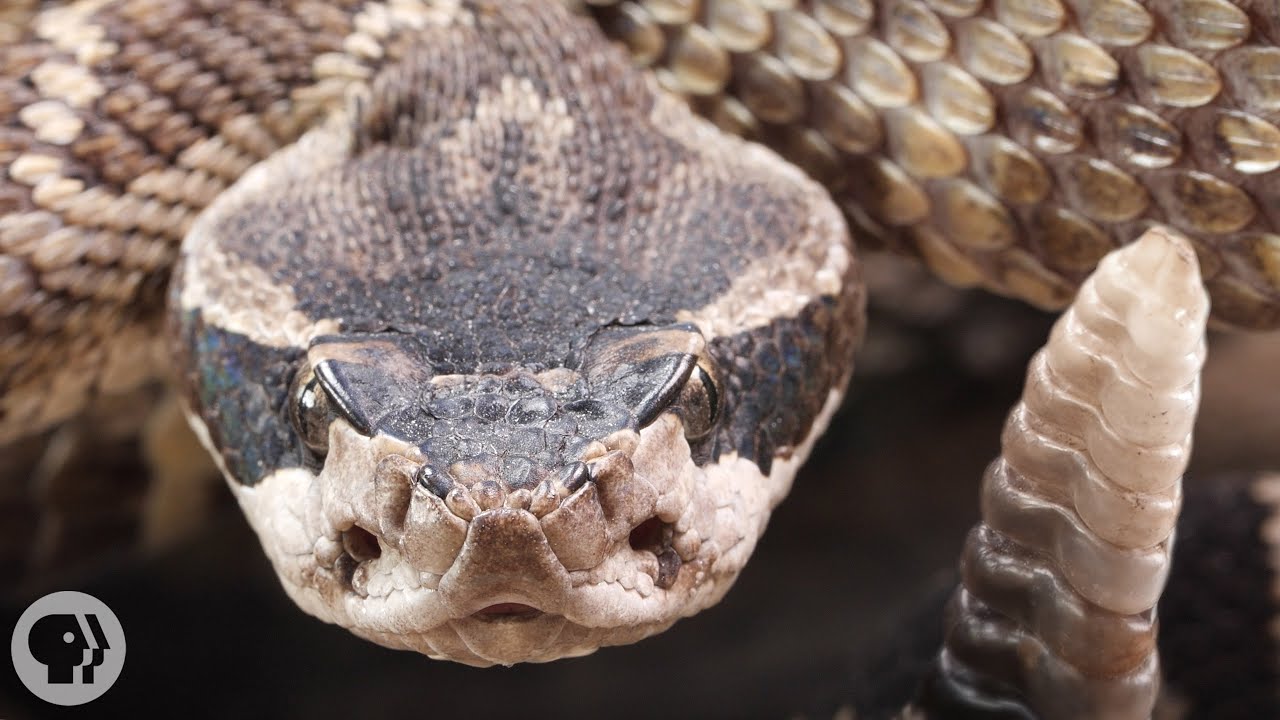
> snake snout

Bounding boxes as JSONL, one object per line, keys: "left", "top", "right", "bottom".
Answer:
{"left": 365, "top": 425, "right": 694, "bottom": 606}
{"left": 283, "top": 413, "right": 731, "bottom": 664}
{"left": 438, "top": 508, "right": 571, "bottom": 614}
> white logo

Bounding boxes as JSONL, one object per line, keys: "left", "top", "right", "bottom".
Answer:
{"left": 11, "top": 591, "right": 126, "bottom": 706}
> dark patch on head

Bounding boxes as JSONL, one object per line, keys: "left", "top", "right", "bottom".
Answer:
{"left": 176, "top": 309, "right": 304, "bottom": 485}
{"left": 217, "top": 152, "right": 800, "bottom": 377}
{"left": 197, "top": 4, "right": 819, "bottom": 377}
{"left": 707, "top": 294, "right": 861, "bottom": 474}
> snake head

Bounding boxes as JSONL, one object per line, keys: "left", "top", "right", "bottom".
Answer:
{"left": 166, "top": 7, "right": 863, "bottom": 666}
{"left": 267, "top": 324, "right": 740, "bottom": 666}
{"left": 168, "top": 138, "right": 860, "bottom": 665}
{"left": 170, "top": 150, "right": 860, "bottom": 666}
{"left": 174, "top": 287, "right": 848, "bottom": 666}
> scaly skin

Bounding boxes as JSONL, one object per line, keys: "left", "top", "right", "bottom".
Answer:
{"left": 589, "top": 0, "right": 1280, "bottom": 328}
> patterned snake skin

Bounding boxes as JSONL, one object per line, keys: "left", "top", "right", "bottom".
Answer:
{"left": 588, "top": 0, "right": 1280, "bottom": 328}
{"left": 0, "top": 1, "right": 1277, "bottom": 718}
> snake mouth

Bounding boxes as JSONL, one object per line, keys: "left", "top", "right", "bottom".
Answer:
{"left": 472, "top": 603, "right": 544, "bottom": 621}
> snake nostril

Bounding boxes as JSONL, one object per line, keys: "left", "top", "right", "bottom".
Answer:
{"left": 628, "top": 517, "right": 666, "bottom": 552}
{"left": 629, "top": 517, "right": 681, "bottom": 590}
{"left": 342, "top": 525, "right": 382, "bottom": 563}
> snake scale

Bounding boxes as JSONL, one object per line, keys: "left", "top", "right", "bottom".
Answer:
{"left": 1, "top": 0, "right": 1278, "bottom": 717}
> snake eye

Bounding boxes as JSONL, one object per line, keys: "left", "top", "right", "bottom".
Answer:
{"left": 674, "top": 359, "right": 720, "bottom": 440}
{"left": 289, "top": 365, "right": 333, "bottom": 455}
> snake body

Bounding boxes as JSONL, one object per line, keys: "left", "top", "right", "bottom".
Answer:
{"left": 589, "top": 0, "right": 1280, "bottom": 328}
{"left": 0, "top": 0, "right": 1277, "bottom": 715}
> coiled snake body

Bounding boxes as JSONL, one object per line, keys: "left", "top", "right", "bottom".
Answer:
{"left": 0, "top": 0, "right": 1277, "bottom": 716}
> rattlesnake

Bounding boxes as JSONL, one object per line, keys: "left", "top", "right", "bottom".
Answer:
{"left": 2, "top": 1, "right": 1277, "bottom": 717}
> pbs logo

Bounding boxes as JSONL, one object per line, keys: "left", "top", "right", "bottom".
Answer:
{"left": 11, "top": 591, "right": 126, "bottom": 706}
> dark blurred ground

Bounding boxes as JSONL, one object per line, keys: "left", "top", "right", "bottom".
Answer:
{"left": 2, "top": 258, "right": 1277, "bottom": 720}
